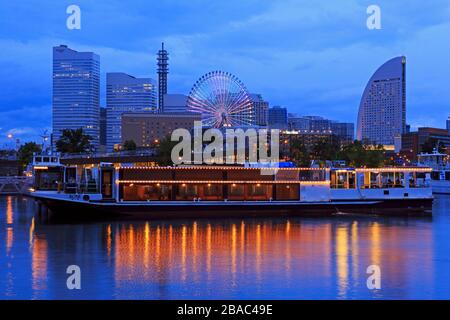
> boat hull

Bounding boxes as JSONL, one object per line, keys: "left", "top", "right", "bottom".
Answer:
{"left": 431, "top": 180, "right": 450, "bottom": 194}
{"left": 30, "top": 194, "right": 433, "bottom": 220}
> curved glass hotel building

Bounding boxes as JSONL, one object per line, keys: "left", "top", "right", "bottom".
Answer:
{"left": 52, "top": 45, "right": 100, "bottom": 150}
{"left": 357, "top": 56, "right": 406, "bottom": 146}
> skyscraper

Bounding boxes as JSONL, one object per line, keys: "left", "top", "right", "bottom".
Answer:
{"left": 268, "top": 106, "right": 288, "bottom": 129}
{"left": 106, "top": 73, "right": 157, "bottom": 151}
{"left": 52, "top": 45, "right": 100, "bottom": 150}
{"left": 447, "top": 117, "right": 450, "bottom": 135}
{"left": 99, "top": 107, "right": 107, "bottom": 152}
{"left": 157, "top": 42, "right": 169, "bottom": 112}
{"left": 357, "top": 56, "right": 406, "bottom": 146}
{"left": 249, "top": 94, "right": 269, "bottom": 127}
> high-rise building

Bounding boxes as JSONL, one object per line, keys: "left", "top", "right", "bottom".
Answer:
{"left": 357, "top": 56, "right": 406, "bottom": 146}
{"left": 52, "top": 45, "right": 100, "bottom": 150}
{"left": 307, "top": 116, "right": 332, "bottom": 132}
{"left": 447, "top": 117, "right": 450, "bottom": 135}
{"left": 106, "top": 72, "right": 157, "bottom": 151}
{"left": 288, "top": 114, "right": 310, "bottom": 131}
{"left": 268, "top": 106, "right": 288, "bottom": 129}
{"left": 163, "top": 94, "right": 188, "bottom": 113}
{"left": 99, "top": 107, "right": 107, "bottom": 152}
{"left": 249, "top": 94, "right": 269, "bottom": 127}
{"left": 157, "top": 42, "right": 169, "bottom": 112}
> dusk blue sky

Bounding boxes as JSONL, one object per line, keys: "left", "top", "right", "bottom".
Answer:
{"left": 1, "top": 0, "right": 450, "bottom": 146}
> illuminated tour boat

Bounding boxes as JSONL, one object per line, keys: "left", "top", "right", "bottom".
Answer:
{"left": 29, "top": 154, "right": 434, "bottom": 218}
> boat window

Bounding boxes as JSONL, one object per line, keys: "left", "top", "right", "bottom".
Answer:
{"left": 380, "top": 172, "right": 405, "bottom": 188}
{"left": 122, "top": 184, "right": 171, "bottom": 201}
{"left": 276, "top": 184, "right": 299, "bottom": 200}
{"left": 34, "top": 168, "right": 62, "bottom": 191}
{"left": 409, "top": 172, "right": 428, "bottom": 188}
{"left": 176, "top": 184, "right": 198, "bottom": 201}
{"left": 331, "top": 171, "right": 356, "bottom": 189}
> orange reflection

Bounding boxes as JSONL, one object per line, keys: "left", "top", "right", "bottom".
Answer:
{"left": 370, "top": 222, "right": 381, "bottom": 267}
{"left": 6, "top": 196, "right": 13, "bottom": 225}
{"left": 108, "top": 218, "right": 432, "bottom": 298}
{"left": 336, "top": 226, "right": 349, "bottom": 298}
{"left": 31, "top": 234, "right": 48, "bottom": 292}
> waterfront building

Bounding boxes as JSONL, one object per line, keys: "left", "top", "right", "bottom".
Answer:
{"left": 330, "top": 122, "right": 355, "bottom": 145}
{"left": 288, "top": 114, "right": 354, "bottom": 146}
{"left": 357, "top": 56, "right": 406, "bottom": 146}
{"left": 52, "top": 45, "right": 100, "bottom": 150}
{"left": 249, "top": 94, "right": 269, "bottom": 127}
{"left": 121, "top": 112, "right": 201, "bottom": 148}
{"left": 268, "top": 106, "right": 288, "bottom": 129}
{"left": 106, "top": 73, "right": 157, "bottom": 151}
{"left": 163, "top": 94, "right": 188, "bottom": 113}
{"left": 308, "top": 116, "right": 332, "bottom": 132}
{"left": 401, "top": 127, "right": 450, "bottom": 161}
{"left": 157, "top": 43, "right": 169, "bottom": 112}
{"left": 288, "top": 114, "right": 310, "bottom": 131}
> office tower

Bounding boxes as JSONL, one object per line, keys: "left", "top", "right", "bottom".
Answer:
{"left": 52, "top": 45, "right": 100, "bottom": 150}
{"left": 157, "top": 42, "right": 169, "bottom": 112}
{"left": 249, "top": 94, "right": 269, "bottom": 127}
{"left": 307, "top": 116, "right": 332, "bottom": 132}
{"left": 288, "top": 114, "right": 310, "bottom": 131}
{"left": 357, "top": 56, "right": 406, "bottom": 146}
{"left": 106, "top": 73, "right": 157, "bottom": 151}
{"left": 163, "top": 94, "right": 188, "bottom": 113}
{"left": 268, "top": 106, "right": 288, "bottom": 129}
{"left": 99, "top": 107, "right": 107, "bottom": 152}
{"left": 447, "top": 117, "right": 450, "bottom": 135}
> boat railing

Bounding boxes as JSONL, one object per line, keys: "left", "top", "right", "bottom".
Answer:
{"left": 59, "top": 181, "right": 99, "bottom": 194}
{"left": 360, "top": 181, "right": 430, "bottom": 189}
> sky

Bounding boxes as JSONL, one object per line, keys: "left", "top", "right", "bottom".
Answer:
{"left": 0, "top": 0, "right": 450, "bottom": 146}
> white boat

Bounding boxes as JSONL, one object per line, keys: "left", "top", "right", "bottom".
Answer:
{"left": 27, "top": 154, "right": 435, "bottom": 219}
{"left": 417, "top": 150, "right": 450, "bottom": 194}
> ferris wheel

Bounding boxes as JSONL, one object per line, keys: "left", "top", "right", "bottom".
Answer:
{"left": 186, "top": 71, "right": 254, "bottom": 128}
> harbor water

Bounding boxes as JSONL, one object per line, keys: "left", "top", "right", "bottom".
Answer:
{"left": 1, "top": 195, "right": 450, "bottom": 299}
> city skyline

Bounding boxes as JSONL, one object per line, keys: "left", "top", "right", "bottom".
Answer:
{"left": 1, "top": 1, "right": 450, "bottom": 145}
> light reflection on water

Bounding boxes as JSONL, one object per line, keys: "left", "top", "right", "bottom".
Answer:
{"left": 0, "top": 195, "right": 449, "bottom": 299}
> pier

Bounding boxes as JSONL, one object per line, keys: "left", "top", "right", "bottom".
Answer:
{"left": 0, "top": 176, "right": 32, "bottom": 195}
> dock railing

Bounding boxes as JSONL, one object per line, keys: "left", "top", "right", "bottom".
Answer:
{"left": 0, "top": 176, "right": 32, "bottom": 195}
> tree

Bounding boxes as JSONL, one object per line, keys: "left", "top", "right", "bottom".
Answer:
{"left": 289, "top": 139, "right": 310, "bottom": 167}
{"left": 18, "top": 142, "right": 41, "bottom": 168}
{"left": 155, "top": 135, "right": 179, "bottom": 166}
{"left": 311, "top": 138, "right": 340, "bottom": 162}
{"left": 338, "top": 140, "right": 385, "bottom": 168}
{"left": 56, "top": 128, "right": 92, "bottom": 154}
{"left": 123, "top": 140, "right": 137, "bottom": 151}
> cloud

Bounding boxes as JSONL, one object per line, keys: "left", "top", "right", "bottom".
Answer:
{"left": 1, "top": 0, "right": 450, "bottom": 146}
{"left": 0, "top": 105, "right": 51, "bottom": 145}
